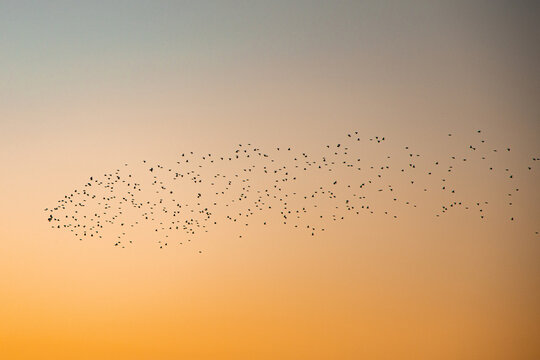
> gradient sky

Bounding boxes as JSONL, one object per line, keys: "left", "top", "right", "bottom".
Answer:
{"left": 1, "top": 1, "right": 539, "bottom": 359}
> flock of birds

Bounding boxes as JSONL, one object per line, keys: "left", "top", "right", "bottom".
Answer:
{"left": 45, "top": 131, "right": 539, "bottom": 250}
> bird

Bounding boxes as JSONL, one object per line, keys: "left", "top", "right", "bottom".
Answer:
{"left": 44, "top": 129, "right": 536, "bottom": 250}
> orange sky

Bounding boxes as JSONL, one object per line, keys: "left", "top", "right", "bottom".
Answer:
{"left": 1, "top": 1, "right": 539, "bottom": 359}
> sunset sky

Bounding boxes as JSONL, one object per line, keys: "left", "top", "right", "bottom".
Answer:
{"left": 1, "top": 1, "right": 539, "bottom": 359}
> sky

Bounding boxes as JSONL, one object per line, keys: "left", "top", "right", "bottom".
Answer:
{"left": 0, "top": 1, "right": 539, "bottom": 359}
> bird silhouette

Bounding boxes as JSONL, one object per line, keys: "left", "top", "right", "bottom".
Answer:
{"left": 45, "top": 130, "right": 539, "bottom": 250}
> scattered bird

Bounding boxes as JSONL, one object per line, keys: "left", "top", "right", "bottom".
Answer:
{"left": 45, "top": 130, "right": 538, "bottom": 250}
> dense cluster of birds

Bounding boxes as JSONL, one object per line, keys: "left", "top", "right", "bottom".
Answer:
{"left": 45, "top": 131, "right": 539, "bottom": 249}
